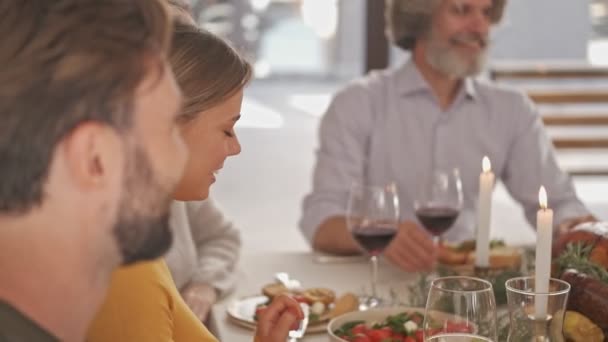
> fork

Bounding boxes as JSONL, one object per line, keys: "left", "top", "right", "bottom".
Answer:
{"left": 287, "top": 302, "right": 309, "bottom": 342}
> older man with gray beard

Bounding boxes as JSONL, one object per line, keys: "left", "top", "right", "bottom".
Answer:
{"left": 300, "top": 0, "right": 595, "bottom": 272}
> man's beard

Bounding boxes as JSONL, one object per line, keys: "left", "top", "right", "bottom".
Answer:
{"left": 113, "top": 145, "right": 174, "bottom": 265}
{"left": 425, "top": 31, "right": 489, "bottom": 79}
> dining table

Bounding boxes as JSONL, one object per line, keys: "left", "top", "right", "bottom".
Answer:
{"left": 207, "top": 251, "right": 420, "bottom": 342}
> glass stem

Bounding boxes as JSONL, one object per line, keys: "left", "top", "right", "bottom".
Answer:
{"left": 433, "top": 237, "right": 442, "bottom": 269}
{"left": 434, "top": 236, "right": 441, "bottom": 246}
{"left": 370, "top": 255, "right": 378, "bottom": 299}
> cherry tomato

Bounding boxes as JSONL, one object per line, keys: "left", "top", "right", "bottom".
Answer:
{"left": 351, "top": 323, "right": 368, "bottom": 335}
{"left": 414, "top": 330, "right": 425, "bottom": 342}
{"left": 352, "top": 334, "right": 372, "bottom": 342}
{"left": 367, "top": 327, "right": 392, "bottom": 342}
{"left": 446, "top": 321, "right": 473, "bottom": 334}
{"left": 392, "top": 331, "right": 406, "bottom": 339}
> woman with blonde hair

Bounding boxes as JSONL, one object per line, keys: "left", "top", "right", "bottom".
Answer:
{"left": 87, "top": 22, "right": 303, "bottom": 342}
{"left": 151, "top": 0, "right": 243, "bottom": 324}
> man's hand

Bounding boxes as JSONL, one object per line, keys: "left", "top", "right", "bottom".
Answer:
{"left": 181, "top": 283, "right": 218, "bottom": 322}
{"left": 384, "top": 221, "right": 436, "bottom": 272}
{"left": 557, "top": 214, "right": 597, "bottom": 235}
{"left": 254, "top": 294, "right": 303, "bottom": 342}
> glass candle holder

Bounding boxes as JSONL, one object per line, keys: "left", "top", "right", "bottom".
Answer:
{"left": 505, "top": 276, "right": 570, "bottom": 342}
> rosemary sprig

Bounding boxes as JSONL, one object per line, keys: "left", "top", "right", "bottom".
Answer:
{"left": 405, "top": 272, "right": 431, "bottom": 308}
{"left": 554, "top": 242, "right": 608, "bottom": 283}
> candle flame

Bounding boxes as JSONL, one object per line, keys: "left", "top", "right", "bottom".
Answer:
{"left": 539, "top": 186, "right": 548, "bottom": 209}
{"left": 482, "top": 156, "right": 491, "bottom": 173}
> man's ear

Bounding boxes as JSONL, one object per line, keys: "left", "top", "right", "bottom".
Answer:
{"left": 60, "top": 122, "right": 123, "bottom": 190}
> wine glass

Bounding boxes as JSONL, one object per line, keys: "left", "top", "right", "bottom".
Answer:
{"left": 423, "top": 276, "right": 498, "bottom": 342}
{"left": 414, "top": 168, "right": 463, "bottom": 245}
{"left": 346, "top": 182, "right": 399, "bottom": 309}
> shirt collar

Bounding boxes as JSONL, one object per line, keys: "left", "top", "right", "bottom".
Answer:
{"left": 395, "top": 58, "right": 478, "bottom": 100}
{"left": 462, "top": 77, "right": 477, "bottom": 99}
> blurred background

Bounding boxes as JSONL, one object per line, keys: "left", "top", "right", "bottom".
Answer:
{"left": 183, "top": 0, "right": 608, "bottom": 252}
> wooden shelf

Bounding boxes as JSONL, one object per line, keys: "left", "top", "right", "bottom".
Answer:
{"left": 542, "top": 115, "right": 608, "bottom": 125}
{"left": 490, "top": 62, "right": 608, "bottom": 79}
{"left": 490, "top": 61, "right": 608, "bottom": 175}
{"left": 553, "top": 138, "right": 608, "bottom": 149}
{"left": 528, "top": 91, "right": 608, "bottom": 104}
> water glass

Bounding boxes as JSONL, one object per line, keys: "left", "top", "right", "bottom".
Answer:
{"left": 423, "top": 276, "right": 497, "bottom": 341}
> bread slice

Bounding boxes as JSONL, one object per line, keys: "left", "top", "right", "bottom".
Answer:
{"left": 438, "top": 245, "right": 471, "bottom": 265}
{"left": 261, "top": 283, "right": 290, "bottom": 299}
{"left": 439, "top": 241, "right": 522, "bottom": 271}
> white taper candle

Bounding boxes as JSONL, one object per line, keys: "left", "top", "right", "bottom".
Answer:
{"left": 535, "top": 186, "right": 553, "bottom": 319}
{"left": 475, "top": 156, "right": 494, "bottom": 267}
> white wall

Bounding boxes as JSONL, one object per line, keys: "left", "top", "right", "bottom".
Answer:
{"left": 490, "top": 0, "right": 591, "bottom": 60}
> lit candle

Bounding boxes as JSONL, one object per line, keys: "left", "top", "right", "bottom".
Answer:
{"left": 535, "top": 186, "right": 553, "bottom": 319}
{"left": 475, "top": 156, "right": 495, "bottom": 268}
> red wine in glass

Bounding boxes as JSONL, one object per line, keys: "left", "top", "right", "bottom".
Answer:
{"left": 346, "top": 183, "right": 400, "bottom": 309}
{"left": 352, "top": 225, "right": 397, "bottom": 255}
{"left": 415, "top": 206, "right": 460, "bottom": 236}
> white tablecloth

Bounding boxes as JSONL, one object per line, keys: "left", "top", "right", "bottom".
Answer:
{"left": 208, "top": 251, "right": 418, "bottom": 342}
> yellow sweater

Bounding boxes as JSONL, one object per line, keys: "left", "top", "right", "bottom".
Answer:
{"left": 87, "top": 259, "right": 218, "bottom": 342}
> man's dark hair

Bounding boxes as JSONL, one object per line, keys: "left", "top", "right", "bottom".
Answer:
{"left": 0, "top": 0, "right": 172, "bottom": 213}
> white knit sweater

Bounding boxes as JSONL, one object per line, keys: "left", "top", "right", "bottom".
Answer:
{"left": 165, "top": 199, "right": 241, "bottom": 297}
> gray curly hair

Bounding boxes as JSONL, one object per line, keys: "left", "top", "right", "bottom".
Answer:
{"left": 385, "top": 0, "right": 507, "bottom": 50}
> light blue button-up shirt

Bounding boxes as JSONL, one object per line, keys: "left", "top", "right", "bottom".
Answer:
{"left": 300, "top": 59, "right": 589, "bottom": 243}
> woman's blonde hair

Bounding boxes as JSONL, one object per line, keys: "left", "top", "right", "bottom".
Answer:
{"left": 386, "top": 0, "right": 507, "bottom": 51}
{"left": 169, "top": 23, "right": 252, "bottom": 122}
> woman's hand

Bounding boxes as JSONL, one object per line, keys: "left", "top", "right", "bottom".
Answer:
{"left": 181, "top": 282, "right": 217, "bottom": 322}
{"left": 254, "top": 294, "right": 303, "bottom": 342}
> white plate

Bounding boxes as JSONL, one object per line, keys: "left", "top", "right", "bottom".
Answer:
{"left": 327, "top": 306, "right": 424, "bottom": 342}
{"left": 226, "top": 295, "right": 329, "bottom": 334}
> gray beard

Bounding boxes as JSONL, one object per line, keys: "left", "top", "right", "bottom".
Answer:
{"left": 425, "top": 39, "right": 487, "bottom": 79}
